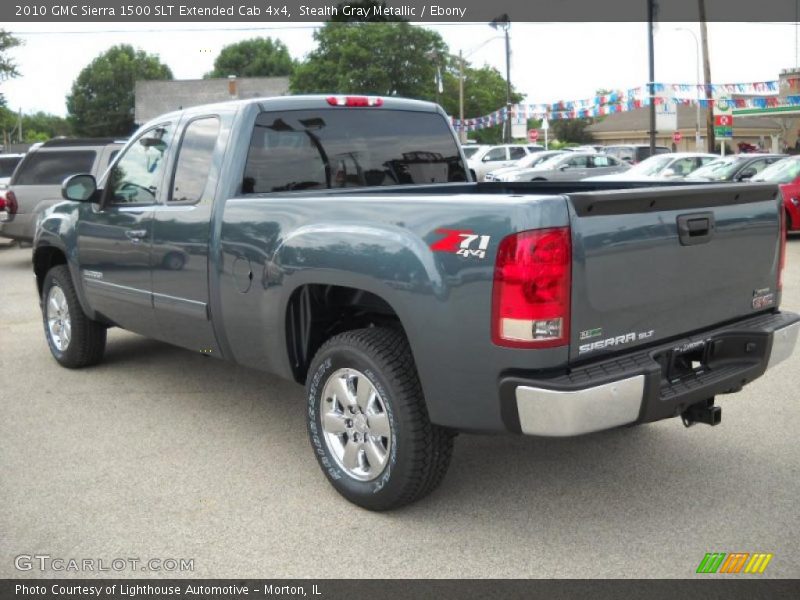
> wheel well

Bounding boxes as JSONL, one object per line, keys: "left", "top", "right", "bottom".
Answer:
{"left": 285, "top": 284, "right": 405, "bottom": 384}
{"left": 33, "top": 247, "right": 67, "bottom": 296}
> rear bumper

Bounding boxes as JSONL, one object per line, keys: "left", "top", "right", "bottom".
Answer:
{"left": 0, "top": 212, "right": 34, "bottom": 242}
{"left": 501, "top": 311, "right": 800, "bottom": 437}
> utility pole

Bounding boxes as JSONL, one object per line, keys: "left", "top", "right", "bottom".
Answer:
{"left": 490, "top": 14, "right": 512, "bottom": 143}
{"left": 458, "top": 49, "right": 466, "bottom": 143}
{"left": 699, "top": 0, "right": 715, "bottom": 153}
{"left": 647, "top": 0, "right": 656, "bottom": 154}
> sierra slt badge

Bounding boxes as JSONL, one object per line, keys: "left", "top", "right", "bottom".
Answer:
{"left": 578, "top": 329, "right": 655, "bottom": 354}
{"left": 430, "top": 229, "right": 491, "bottom": 259}
{"left": 752, "top": 288, "right": 775, "bottom": 310}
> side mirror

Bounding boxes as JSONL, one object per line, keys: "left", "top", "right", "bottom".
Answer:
{"left": 738, "top": 168, "right": 757, "bottom": 181}
{"left": 662, "top": 168, "right": 677, "bottom": 178}
{"left": 559, "top": 164, "right": 570, "bottom": 171}
{"left": 62, "top": 173, "right": 98, "bottom": 202}
{"left": 482, "top": 155, "right": 493, "bottom": 162}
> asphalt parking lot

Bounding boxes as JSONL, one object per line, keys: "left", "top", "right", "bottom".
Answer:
{"left": 1, "top": 237, "right": 799, "bottom": 579}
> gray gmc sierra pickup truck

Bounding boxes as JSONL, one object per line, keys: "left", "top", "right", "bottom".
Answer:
{"left": 32, "top": 95, "right": 799, "bottom": 510}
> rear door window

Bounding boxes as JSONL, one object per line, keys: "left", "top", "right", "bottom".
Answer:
{"left": 243, "top": 109, "right": 466, "bottom": 193}
{"left": 12, "top": 151, "right": 96, "bottom": 185}
{"left": 509, "top": 147, "right": 526, "bottom": 160}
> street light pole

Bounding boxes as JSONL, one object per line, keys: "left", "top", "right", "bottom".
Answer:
{"left": 458, "top": 49, "right": 466, "bottom": 143}
{"left": 676, "top": 27, "right": 702, "bottom": 151}
{"left": 490, "top": 14, "right": 512, "bottom": 143}
{"left": 647, "top": 0, "right": 656, "bottom": 155}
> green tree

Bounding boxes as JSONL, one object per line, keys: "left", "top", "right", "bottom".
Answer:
{"left": 205, "top": 37, "right": 294, "bottom": 78}
{"left": 550, "top": 118, "right": 595, "bottom": 144}
{"left": 0, "top": 30, "right": 21, "bottom": 82}
{"left": 290, "top": 22, "right": 447, "bottom": 98}
{"left": 66, "top": 44, "right": 173, "bottom": 137}
{"left": 22, "top": 112, "right": 72, "bottom": 142}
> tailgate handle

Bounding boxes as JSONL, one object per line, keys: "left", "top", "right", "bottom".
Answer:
{"left": 677, "top": 212, "right": 715, "bottom": 246}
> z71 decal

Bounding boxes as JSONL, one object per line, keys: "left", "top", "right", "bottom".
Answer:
{"left": 430, "top": 229, "right": 491, "bottom": 259}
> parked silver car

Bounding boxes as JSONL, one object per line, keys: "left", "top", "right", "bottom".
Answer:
{"left": 0, "top": 138, "right": 123, "bottom": 243}
{"left": 583, "top": 152, "right": 717, "bottom": 182}
{"left": 498, "top": 152, "right": 629, "bottom": 182}
{"left": 466, "top": 144, "right": 544, "bottom": 181}
{"left": 484, "top": 150, "right": 566, "bottom": 182}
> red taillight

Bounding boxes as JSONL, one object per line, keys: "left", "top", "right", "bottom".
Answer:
{"left": 4, "top": 190, "right": 17, "bottom": 215}
{"left": 492, "top": 227, "right": 571, "bottom": 348}
{"left": 326, "top": 95, "right": 383, "bottom": 107}
{"left": 0, "top": 194, "right": 5, "bottom": 212}
{"left": 778, "top": 208, "right": 786, "bottom": 292}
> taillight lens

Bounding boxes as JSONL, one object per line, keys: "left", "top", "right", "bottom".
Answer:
{"left": 0, "top": 194, "right": 6, "bottom": 212}
{"left": 4, "top": 190, "right": 17, "bottom": 215}
{"left": 326, "top": 95, "right": 383, "bottom": 107}
{"left": 492, "top": 227, "right": 571, "bottom": 348}
{"left": 778, "top": 208, "right": 786, "bottom": 292}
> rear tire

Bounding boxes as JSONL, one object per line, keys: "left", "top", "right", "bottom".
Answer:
{"left": 42, "top": 265, "right": 106, "bottom": 368}
{"left": 306, "top": 327, "right": 454, "bottom": 510}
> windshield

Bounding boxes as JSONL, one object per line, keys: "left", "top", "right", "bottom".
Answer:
{"left": 751, "top": 158, "right": 800, "bottom": 184}
{"left": 533, "top": 154, "right": 568, "bottom": 170}
{"left": 461, "top": 146, "right": 482, "bottom": 159}
{"left": 688, "top": 156, "right": 742, "bottom": 180}
{"left": 516, "top": 151, "right": 560, "bottom": 169}
{"left": 625, "top": 154, "right": 674, "bottom": 176}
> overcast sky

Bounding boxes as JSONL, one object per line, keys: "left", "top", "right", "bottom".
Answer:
{"left": 2, "top": 21, "right": 799, "bottom": 117}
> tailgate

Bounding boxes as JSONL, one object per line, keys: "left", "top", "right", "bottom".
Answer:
{"left": 567, "top": 184, "right": 782, "bottom": 363}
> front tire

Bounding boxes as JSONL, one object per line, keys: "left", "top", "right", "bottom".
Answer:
{"left": 306, "top": 327, "right": 454, "bottom": 510}
{"left": 42, "top": 265, "right": 106, "bottom": 368}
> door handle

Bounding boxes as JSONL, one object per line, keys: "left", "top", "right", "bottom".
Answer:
{"left": 677, "top": 212, "right": 715, "bottom": 246}
{"left": 125, "top": 229, "right": 147, "bottom": 243}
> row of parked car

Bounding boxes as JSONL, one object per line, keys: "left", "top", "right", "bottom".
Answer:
{"left": 1, "top": 138, "right": 799, "bottom": 244}
{"left": 465, "top": 143, "right": 800, "bottom": 236}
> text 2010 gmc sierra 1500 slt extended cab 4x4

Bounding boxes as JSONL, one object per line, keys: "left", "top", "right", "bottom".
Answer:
{"left": 32, "top": 96, "right": 799, "bottom": 510}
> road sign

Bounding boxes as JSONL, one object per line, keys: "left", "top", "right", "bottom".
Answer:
{"left": 673, "top": 131, "right": 682, "bottom": 143}
{"left": 541, "top": 116, "right": 549, "bottom": 131}
{"left": 715, "top": 126, "right": 733, "bottom": 138}
{"left": 714, "top": 97, "right": 733, "bottom": 138}
{"left": 528, "top": 129, "right": 539, "bottom": 142}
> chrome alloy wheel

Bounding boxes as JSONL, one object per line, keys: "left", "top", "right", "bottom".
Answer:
{"left": 46, "top": 284, "right": 72, "bottom": 351}
{"left": 320, "top": 368, "right": 392, "bottom": 481}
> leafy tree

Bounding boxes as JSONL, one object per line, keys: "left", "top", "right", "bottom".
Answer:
{"left": 550, "top": 118, "right": 595, "bottom": 144}
{"left": 66, "top": 44, "right": 172, "bottom": 137}
{"left": 22, "top": 112, "right": 72, "bottom": 142}
{"left": 0, "top": 30, "right": 21, "bottom": 82}
{"left": 290, "top": 22, "right": 447, "bottom": 98}
{"left": 205, "top": 38, "right": 294, "bottom": 78}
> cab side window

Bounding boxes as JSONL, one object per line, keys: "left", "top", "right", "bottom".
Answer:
{"left": 107, "top": 123, "right": 173, "bottom": 205}
{"left": 170, "top": 117, "right": 220, "bottom": 203}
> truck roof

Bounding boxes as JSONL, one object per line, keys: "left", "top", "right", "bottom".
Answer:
{"left": 147, "top": 94, "right": 443, "bottom": 126}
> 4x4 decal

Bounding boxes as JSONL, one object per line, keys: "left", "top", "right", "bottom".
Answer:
{"left": 430, "top": 229, "right": 491, "bottom": 259}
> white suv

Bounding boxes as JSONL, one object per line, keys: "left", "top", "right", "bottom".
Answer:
{"left": 467, "top": 145, "right": 543, "bottom": 181}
